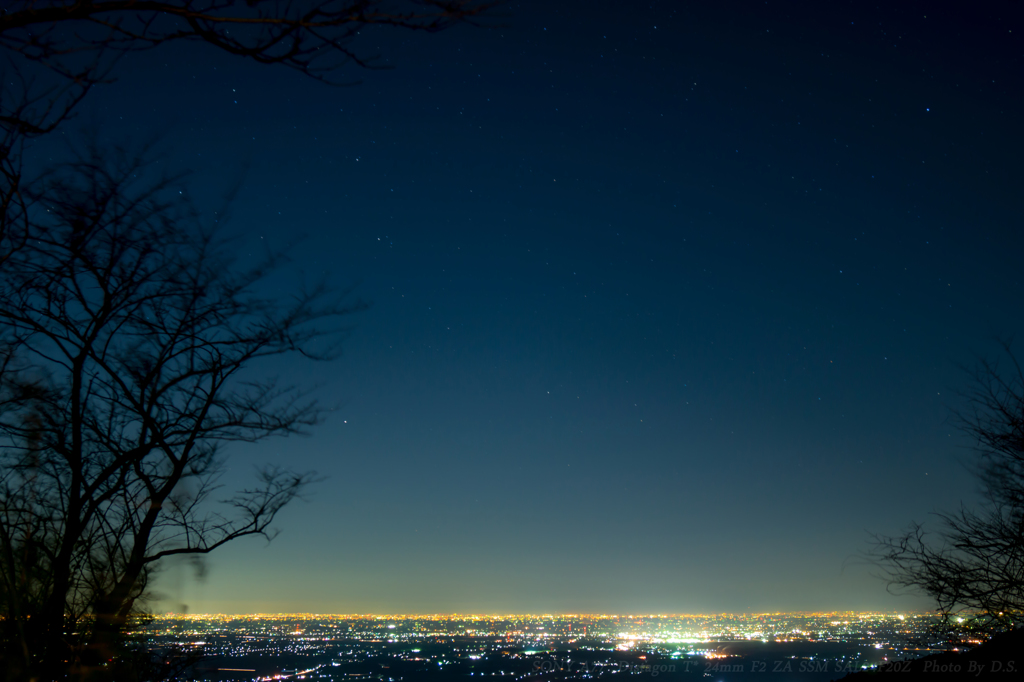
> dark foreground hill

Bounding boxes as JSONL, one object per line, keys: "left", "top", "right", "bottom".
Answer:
{"left": 836, "top": 628, "right": 1021, "bottom": 681}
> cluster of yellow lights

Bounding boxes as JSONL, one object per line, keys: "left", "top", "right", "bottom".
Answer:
{"left": 158, "top": 610, "right": 925, "bottom": 619}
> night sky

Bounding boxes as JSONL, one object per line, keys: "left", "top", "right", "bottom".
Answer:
{"left": 70, "top": 0, "right": 1023, "bottom": 614}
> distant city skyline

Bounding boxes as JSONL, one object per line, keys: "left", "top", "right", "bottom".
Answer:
{"left": 142, "top": 610, "right": 948, "bottom": 680}
{"left": 155, "top": 610, "right": 933, "bottom": 614}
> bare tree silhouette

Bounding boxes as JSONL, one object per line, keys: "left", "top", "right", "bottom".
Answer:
{"left": 871, "top": 342, "right": 1024, "bottom": 636}
{"left": 0, "top": 1, "right": 493, "bottom": 263}
{"left": 0, "top": 144, "right": 363, "bottom": 678}
{"left": 0, "top": 1, "right": 491, "bottom": 131}
{"left": 0, "top": 3, "right": 493, "bottom": 677}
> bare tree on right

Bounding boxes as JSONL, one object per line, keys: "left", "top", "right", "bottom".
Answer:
{"left": 872, "top": 341, "right": 1024, "bottom": 634}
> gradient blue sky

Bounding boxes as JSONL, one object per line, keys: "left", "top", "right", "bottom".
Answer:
{"left": 67, "top": 0, "right": 1023, "bottom": 614}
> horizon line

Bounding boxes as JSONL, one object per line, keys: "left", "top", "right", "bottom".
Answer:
{"left": 152, "top": 610, "right": 935, "bottom": 618}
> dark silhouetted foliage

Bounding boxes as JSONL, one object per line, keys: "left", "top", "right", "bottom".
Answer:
{"left": 0, "top": 2, "right": 495, "bottom": 679}
{"left": 871, "top": 342, "right": 1024, "bottom": 635}
{"left": 0, "top": 143, "right": 361, "bottom": 678}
